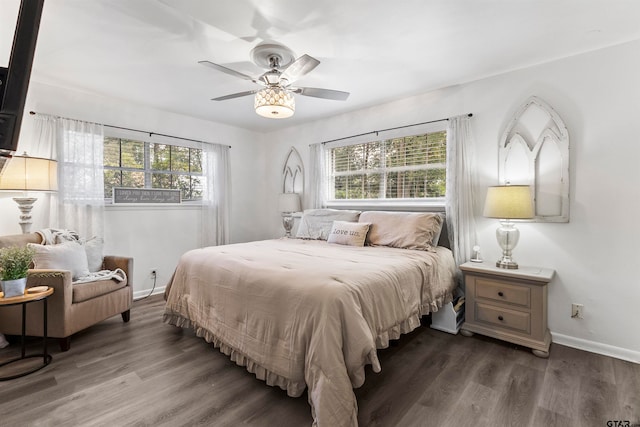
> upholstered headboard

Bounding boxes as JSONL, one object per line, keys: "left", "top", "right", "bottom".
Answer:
{"left": 437, "top": 216, "right": 451, "bottom": 250}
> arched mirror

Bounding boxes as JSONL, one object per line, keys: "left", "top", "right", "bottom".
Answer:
{"left": 499, "top": 97, "right": 570, "bottom": 222}
{"left": 282, "top": 147, "right": 304, "bottom": 195}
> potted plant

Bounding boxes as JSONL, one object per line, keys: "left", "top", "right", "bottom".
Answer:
{"left": 0, "top": 246, "right": 35, "bottom": 298}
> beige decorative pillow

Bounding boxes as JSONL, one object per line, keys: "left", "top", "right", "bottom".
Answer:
{"left": 296, "top": 209, "right": 361, "bottom": 240}
{"left": 28, "top": 241, "right": 90, "bottom": 280}
{"left": 327, "top": 221, "right": 371, "bottom": 247}
{"left": 358, "top": 211, "right": 443, "bottom": 251}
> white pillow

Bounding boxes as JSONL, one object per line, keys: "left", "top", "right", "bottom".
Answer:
{"left": 327, "top": 221, "right": 371, "bottom": 247}
{"left": 28, "top": 241, "right": 90, "bottom": 280}
{"left": 296, "top": 209, "right": 361, "bottom": 240}
{"left": 83, "top": 237, "right": 104, "bottom": 272}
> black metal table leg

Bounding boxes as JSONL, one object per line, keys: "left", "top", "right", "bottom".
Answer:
{"left": 43, "top": 297, "right": 48, "bottom": 365}
{"left": 21, "top": 302, "right": 26, "bottom": 358}
{"left": 0, "top": 288, "right": 53, "bottom": 381}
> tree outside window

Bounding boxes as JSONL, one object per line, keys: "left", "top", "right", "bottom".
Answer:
{"left": 104, "top": 137, "right": 203, "bottom": 201}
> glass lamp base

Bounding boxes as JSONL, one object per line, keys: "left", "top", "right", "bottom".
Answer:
{"left": 495, "top": 220, "right": 520, "bottom": 269}
{"left": 282, "top": 215, "right": 294, "bottom": 238}
{"left": 496, "top": 257, "right": 519, "bottom": 269}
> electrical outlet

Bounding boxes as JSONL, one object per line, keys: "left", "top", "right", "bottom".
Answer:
{"left": 571, "top": 303, "right": 583, "bottom": 319}
{"left": 150, "top": 269, "right": 157, "bottom": 278}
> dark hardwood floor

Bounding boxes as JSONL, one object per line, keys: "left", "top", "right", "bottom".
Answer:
{"left": 0, "top": 295, "right": 638, "bottom": 427}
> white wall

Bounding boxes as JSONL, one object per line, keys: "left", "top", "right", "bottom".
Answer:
{"left": 0, "top": 81, "right": 269, "bottom": 297}
{"left": 262, "top": 40, "right": 640, "bottom": 362}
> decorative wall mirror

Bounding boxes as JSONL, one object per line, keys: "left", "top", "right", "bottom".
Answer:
{"left": 282, "top": 147, "right": 304, "bottom": 194}
{"left": 499, "top": 96, "right": 570, "bottom": 222}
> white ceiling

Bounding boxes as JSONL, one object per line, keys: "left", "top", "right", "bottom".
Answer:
{"left": 2, "top": 0, "right": 640, "bottom": 132}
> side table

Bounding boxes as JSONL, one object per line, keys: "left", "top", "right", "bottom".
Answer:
{"left": 459, "top": 262, "right": 555, "bottom": 358}
{"left": 0, "top": 287, "right": 54, "bottom": 380}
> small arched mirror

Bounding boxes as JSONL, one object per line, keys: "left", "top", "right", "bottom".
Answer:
{"left": 499, "top": 97, "right": 570, "bottom": 222}
{"left": 282, "top": 147, "right": 304, "bottom": 195}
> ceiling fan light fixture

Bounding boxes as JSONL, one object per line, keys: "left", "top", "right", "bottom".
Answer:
{"left": 254, "top": 87, "right": 295, "bottom": 119}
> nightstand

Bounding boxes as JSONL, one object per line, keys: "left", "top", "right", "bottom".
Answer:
{"left": 459, "top": 262, "right": 555, "bottom": 358}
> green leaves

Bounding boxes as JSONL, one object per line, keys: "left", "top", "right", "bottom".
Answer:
{"left": 0, "top": 246, "right": 35, "bottom": 281}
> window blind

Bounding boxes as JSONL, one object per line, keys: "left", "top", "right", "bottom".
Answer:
{"left": 327, "top": 130, "right": 447, "bottom": 201}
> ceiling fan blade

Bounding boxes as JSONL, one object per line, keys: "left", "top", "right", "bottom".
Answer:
{"left": 280, "top": 54, "right": 320, "bottom": 84}
{"left": 293, "top": 87, "right": 350, "bottom": 101}
{"left": 212, "top": 90, "right": 258, "bottom": 101}
{"left": 199, "top": 60, "right": 256, "bottom": 82}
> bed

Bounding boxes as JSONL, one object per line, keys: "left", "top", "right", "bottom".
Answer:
{"left": 163, "top": 210, "right": 457, "bottom": 427}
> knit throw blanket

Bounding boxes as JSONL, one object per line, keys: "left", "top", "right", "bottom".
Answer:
{"left": 36, "top": 228, "right": 80, "bottom": 245}
{"left": 73, "top": 268, "right": 127, "bottom": 285}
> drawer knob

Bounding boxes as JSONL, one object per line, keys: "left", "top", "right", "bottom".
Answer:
{"left": 498, "top": 315, "right": 504, "bottom": 321}
{"left": 498, "top": 291, "right": 504, "bottom": 297}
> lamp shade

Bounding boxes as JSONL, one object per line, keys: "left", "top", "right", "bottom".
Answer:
{"left": 255, "top": 87, "right": 295, "bottom": 119}
{"left": 0, "top": 154, "right": 58, "bottom": 192}
{"left": 278, "top": 192, "right": 301, "bottom": 213}
{"left": 483, "top": 185, "right": 533, "bottom": 219}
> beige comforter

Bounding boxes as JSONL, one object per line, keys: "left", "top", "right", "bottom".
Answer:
{"left": 163, "top": 238, "right": 456, "bottom": 427}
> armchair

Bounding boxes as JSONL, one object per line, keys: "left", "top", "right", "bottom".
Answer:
{"left": 0, "top": 233, "right": 133, "bottom": 351}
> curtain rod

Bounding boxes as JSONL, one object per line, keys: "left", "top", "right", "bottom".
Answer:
{"left": 29, "top": 111, "right": 231, "bottom": 148}
{"left": 318, "top": 113, "right": 473, "bottom": 145}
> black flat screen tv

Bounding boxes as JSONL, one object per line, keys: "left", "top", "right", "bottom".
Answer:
{"left": 0, "top": 0, "right": 45, "bottom": 172}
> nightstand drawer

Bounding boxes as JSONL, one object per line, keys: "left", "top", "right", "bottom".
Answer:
{"left": 476, "top": 278, "right": 530, "bottom": 308}
{"left": 476, "top": 303, "right": 530, "bottom": 334}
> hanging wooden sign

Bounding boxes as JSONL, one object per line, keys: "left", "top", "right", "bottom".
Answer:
{"left": 113, "top": 187, "right": 181, "bottom": 204}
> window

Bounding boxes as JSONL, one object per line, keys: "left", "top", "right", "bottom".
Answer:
{"left": 103, "top": 137, "right": 203, "bottom": 201}
{"left": 327, "top": 130, "right": 447, "bottom": 202}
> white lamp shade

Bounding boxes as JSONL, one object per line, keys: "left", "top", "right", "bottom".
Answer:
{"left": 483, "top": 185, "right": 533, "bottom": 219}
{"left": 255, "top": 87, "right": 295, "bottom": 119}
{"left": 0, "top": 154, "right": 58, "bottom": 192}
{"left": 278, "top": 192, "right": 301, "bottom": 213}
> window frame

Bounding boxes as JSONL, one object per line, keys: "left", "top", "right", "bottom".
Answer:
{"left": 324, "top": 122, "right": 448, "bottom": 209}
{"left": 103, "top": 129, "right": 204, "bottom": 205}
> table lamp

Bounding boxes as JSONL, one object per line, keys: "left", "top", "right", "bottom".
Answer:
{"left": 278, "top": 193, "right": 301, "bottom": 237}
{"left": 483, "top": 185, "right": 534, "bottom": 269}
{"left": 0, "top": 153, "right": 58, "bottom": 233}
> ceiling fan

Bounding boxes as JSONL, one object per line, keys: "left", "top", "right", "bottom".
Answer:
{"left": 199, "top": 43, "right": 350, "bottom": 119}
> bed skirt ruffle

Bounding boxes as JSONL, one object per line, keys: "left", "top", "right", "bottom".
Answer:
{"left": 163, "top": 312, "right": 308, "bottom": 397}
{"left": 374, "top": 290, "right": 452, "bottom": 349}
{"left": 163, "top": 288, "right": 452, "bottom": 397}
{"left": 420, "top": 291, "right": 454, "bottom": 318}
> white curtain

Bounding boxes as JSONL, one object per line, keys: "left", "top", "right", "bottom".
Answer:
{"left": 308, "top": 143, "right": 326, "bottom": 209}
{"left": 445, "top": 115, "right": 478, "bottom": 269}
{"left": 28, "top": 115, "right": 59, "bottom": 227}
{"left": 56, "top": 118, "right": 105, "bottom": 239}
{"left": 22, "top": 115, "right": 104, "bottom": 237}
{"left": 31, "top": 115, "right": 57, "bottom": 158}
{"left": 201, "top": 143, "right": 230, "bottom": 247}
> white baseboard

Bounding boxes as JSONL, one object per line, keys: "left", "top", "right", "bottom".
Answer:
{"left": 133, "top": 286, "right": 166, "bottom": 301}
{"left": 552, "top": 332, "right": 640, "bottom": 364}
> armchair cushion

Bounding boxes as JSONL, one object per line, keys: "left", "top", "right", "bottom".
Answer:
{"left": 72, "top": 278, "right": 127, "bottom": 303}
